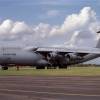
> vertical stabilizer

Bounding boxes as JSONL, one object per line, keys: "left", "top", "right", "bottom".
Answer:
{"left": 96, "top": 31, "right": 100, "bottom": 48}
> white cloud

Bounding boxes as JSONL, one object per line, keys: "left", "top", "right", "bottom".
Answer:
{"left": 0, "top": 19, "right": 13, "bottom": 35}
{"left": 50, "top": 7, "right": 96, "bottom": 36}
{"left": 0, "top": 7, "right": 99, "bottom": 48}
{"left": 11, "top": 21, "right": 32, "bottom": 34}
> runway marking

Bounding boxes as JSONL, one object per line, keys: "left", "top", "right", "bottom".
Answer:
{"left": 0, "top": 88, "right": 100, "bottom": 97}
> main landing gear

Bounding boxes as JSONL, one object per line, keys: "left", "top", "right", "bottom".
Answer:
{"left": 2, "top": 66, "right": 8, "bottom": 70}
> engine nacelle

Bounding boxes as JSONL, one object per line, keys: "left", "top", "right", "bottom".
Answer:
{"left": 47, "top": 52, "right": 62, "bottom": 60}
{"left": 65, "top": 53, "right": 82, "bottom": 60}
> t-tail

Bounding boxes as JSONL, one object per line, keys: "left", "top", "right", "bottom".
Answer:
{"left": 96, "top": 31, "right": 100, "bottom": 48}
{"left": 79, "top": 31, "right": 100, "bottom": 63}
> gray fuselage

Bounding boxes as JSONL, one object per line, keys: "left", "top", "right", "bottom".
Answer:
{"left": 0, "top": 47, "right": 46, "bottom": 66}
{"left": 0, "top": 47, "right": 99, "bottom": 67}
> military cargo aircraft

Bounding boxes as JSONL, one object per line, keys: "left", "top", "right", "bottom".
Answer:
{"left": 0, "top": 31, "right": 100, "bottom": 70}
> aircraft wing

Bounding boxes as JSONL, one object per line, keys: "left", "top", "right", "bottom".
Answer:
{"left": 35, "top": 47, "right": 100, "bottom": 54}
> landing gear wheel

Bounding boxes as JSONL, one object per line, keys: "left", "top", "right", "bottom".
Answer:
{"left": 2, "top": 66, "right": 8, "bottom": 70}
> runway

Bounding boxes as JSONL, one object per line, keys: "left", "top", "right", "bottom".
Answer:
{"left": 0, "top": 76, "right": 100, "bottom": 100}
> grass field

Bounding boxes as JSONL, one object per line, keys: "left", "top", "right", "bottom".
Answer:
{"left": 0, "top": 66, "right": 100, "bottom": 76}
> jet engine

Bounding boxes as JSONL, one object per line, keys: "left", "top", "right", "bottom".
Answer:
{"left": 47, "top": 52, "right": 62, "bottom": 60}
{"left": 65, "top": 53, "right": 82, "bottom": 60}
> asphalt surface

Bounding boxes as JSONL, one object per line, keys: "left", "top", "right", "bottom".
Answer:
{"left": 0, "top": 76, "right": 100, "bottom": 100}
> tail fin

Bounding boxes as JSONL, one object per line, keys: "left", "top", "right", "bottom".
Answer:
{"left": 96, "top": 31, "right": 100, "bottom": 48}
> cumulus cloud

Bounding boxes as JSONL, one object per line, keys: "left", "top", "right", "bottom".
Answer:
{"left": 0, "top": 19, "right": 33, "bottom": 40}
{"left": 0, "top": 7, "right": 99, "bottom": 47}
{"left": 50, "top": 7, "right": 96, "bottom": 36}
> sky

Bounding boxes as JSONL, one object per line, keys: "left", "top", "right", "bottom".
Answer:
{"left": 0, "top": 0, "right": 100, "bottom": 63}
{"left": 0, "top": 0, "right": 100, "bottom": 25}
